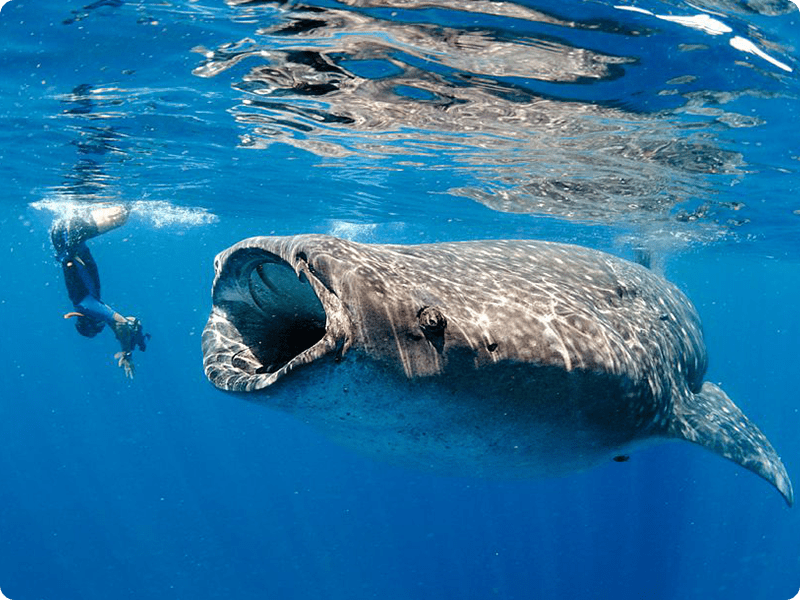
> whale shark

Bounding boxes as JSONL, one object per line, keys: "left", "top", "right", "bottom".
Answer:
{"left": 202, "top": 234, "right": 793, "bottom": 505}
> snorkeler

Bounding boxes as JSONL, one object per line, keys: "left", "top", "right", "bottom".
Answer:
{"left": 51, "top": 204, "right": 149, "bottom": 378}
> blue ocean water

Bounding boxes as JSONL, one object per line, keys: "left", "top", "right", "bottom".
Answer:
{"left": 1, "top": 0, "right": 799, "bottom": 598}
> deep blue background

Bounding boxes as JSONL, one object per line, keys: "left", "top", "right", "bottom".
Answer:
{"left": 1, "top": 0, "right": 799, "bottom": 599}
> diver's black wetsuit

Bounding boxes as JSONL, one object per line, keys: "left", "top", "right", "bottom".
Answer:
{"left": 52, "top": 218, "right": 120, "bottom": 337}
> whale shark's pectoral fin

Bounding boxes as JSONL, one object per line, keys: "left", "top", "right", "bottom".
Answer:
{"left": 670, "top": 382, "right": 793, "bottom": 506}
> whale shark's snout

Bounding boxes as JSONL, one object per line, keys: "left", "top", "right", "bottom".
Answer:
{"left": 202, "top": 234, "right": 793, "bottom": 506}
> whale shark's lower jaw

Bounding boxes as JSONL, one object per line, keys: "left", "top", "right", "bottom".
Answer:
{"left": 202, "top": 245, "right": 342, "bottom": 392}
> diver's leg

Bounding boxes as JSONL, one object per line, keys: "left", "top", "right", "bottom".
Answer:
{"left": 60, "top": 243, "right": 101, "bottom": 310}
{"left": 51, "top": 204, "right": 130, "bottom": 258}
{"left": 89, "top": 204, "right": 129, "bottom": 235}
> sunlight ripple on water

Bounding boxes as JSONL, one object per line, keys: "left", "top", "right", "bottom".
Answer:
{"left": 15, "top": 0, "right": 800, "bottom": 250}
{"left": 180, "top": 0, "right": 799, "bottom": 241}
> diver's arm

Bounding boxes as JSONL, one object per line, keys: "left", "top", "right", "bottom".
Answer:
{"left": 74, "top": 297, "right": 140, "bottom": 378}
{"left": 74, "top": 295, "right": 118, "bottom": 327}
{"left": 74, "top": 296, "right": 149, "bottom": 351}
{"left": 75, "top": 296, "right": 149, "bottom": 378}
{"left": 111, "top": 314, "right": 150, "bottom": 379}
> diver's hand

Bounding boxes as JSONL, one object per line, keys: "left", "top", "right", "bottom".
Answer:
{"left": 114, "top": 351, "right": 135, "bottom": 379}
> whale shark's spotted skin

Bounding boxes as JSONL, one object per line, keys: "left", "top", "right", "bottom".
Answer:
{"left": 202, "top": 235, "right": 792, "bottom": 505}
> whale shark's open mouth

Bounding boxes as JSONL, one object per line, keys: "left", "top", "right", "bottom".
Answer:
{"left": 203, "top": 246, "right": 343, "bottom": 391}
{"left": 243, "top": 259, "right": 327, "bottom": 374}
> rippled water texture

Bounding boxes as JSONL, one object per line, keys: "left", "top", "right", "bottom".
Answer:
{"left": 182, "top": 0, "right": 798, "bottom": 239}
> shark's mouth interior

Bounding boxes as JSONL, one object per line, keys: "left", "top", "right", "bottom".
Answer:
{"left": 235, "top": 257, "right": 327, "bottom": 375}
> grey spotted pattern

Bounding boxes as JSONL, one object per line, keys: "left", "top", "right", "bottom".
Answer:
{"left": 203, "top": 235, "right": 792, "bottom": 506}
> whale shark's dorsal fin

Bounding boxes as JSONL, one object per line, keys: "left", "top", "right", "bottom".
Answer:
{"left": 633, "top": 248, "right": 652, "bottom": 269}
{"left": 670, "top": 382, "right": 793, "bottom": 506}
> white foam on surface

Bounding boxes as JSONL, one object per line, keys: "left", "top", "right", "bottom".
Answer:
{"left": 327, "top": 220, "right": 378, "bottom": 242}
{"left": 326, "top": 220, "right": 407, "bottom": 243}
{"left": 30, "top": 198, "right": 219, "bottom": 228}
{"left": 129, "top": 200, "right": 219, "bottom": 228}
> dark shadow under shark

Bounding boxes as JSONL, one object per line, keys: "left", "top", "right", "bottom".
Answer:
{"left": 202, "top": 235, "right": 793, "bottom": 506}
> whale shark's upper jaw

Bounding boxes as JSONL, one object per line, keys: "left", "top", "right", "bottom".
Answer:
{"left": 202, "top": 242, "right": 348, "bottom": 392}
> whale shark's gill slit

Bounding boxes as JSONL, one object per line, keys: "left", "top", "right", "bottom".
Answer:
{"left": 232, "top": 257, "right": 327, "bottom": 375}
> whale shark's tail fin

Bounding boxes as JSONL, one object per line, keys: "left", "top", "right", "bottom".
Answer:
{"left": 669, "top": 381, "right": 793, "bottom": 506}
